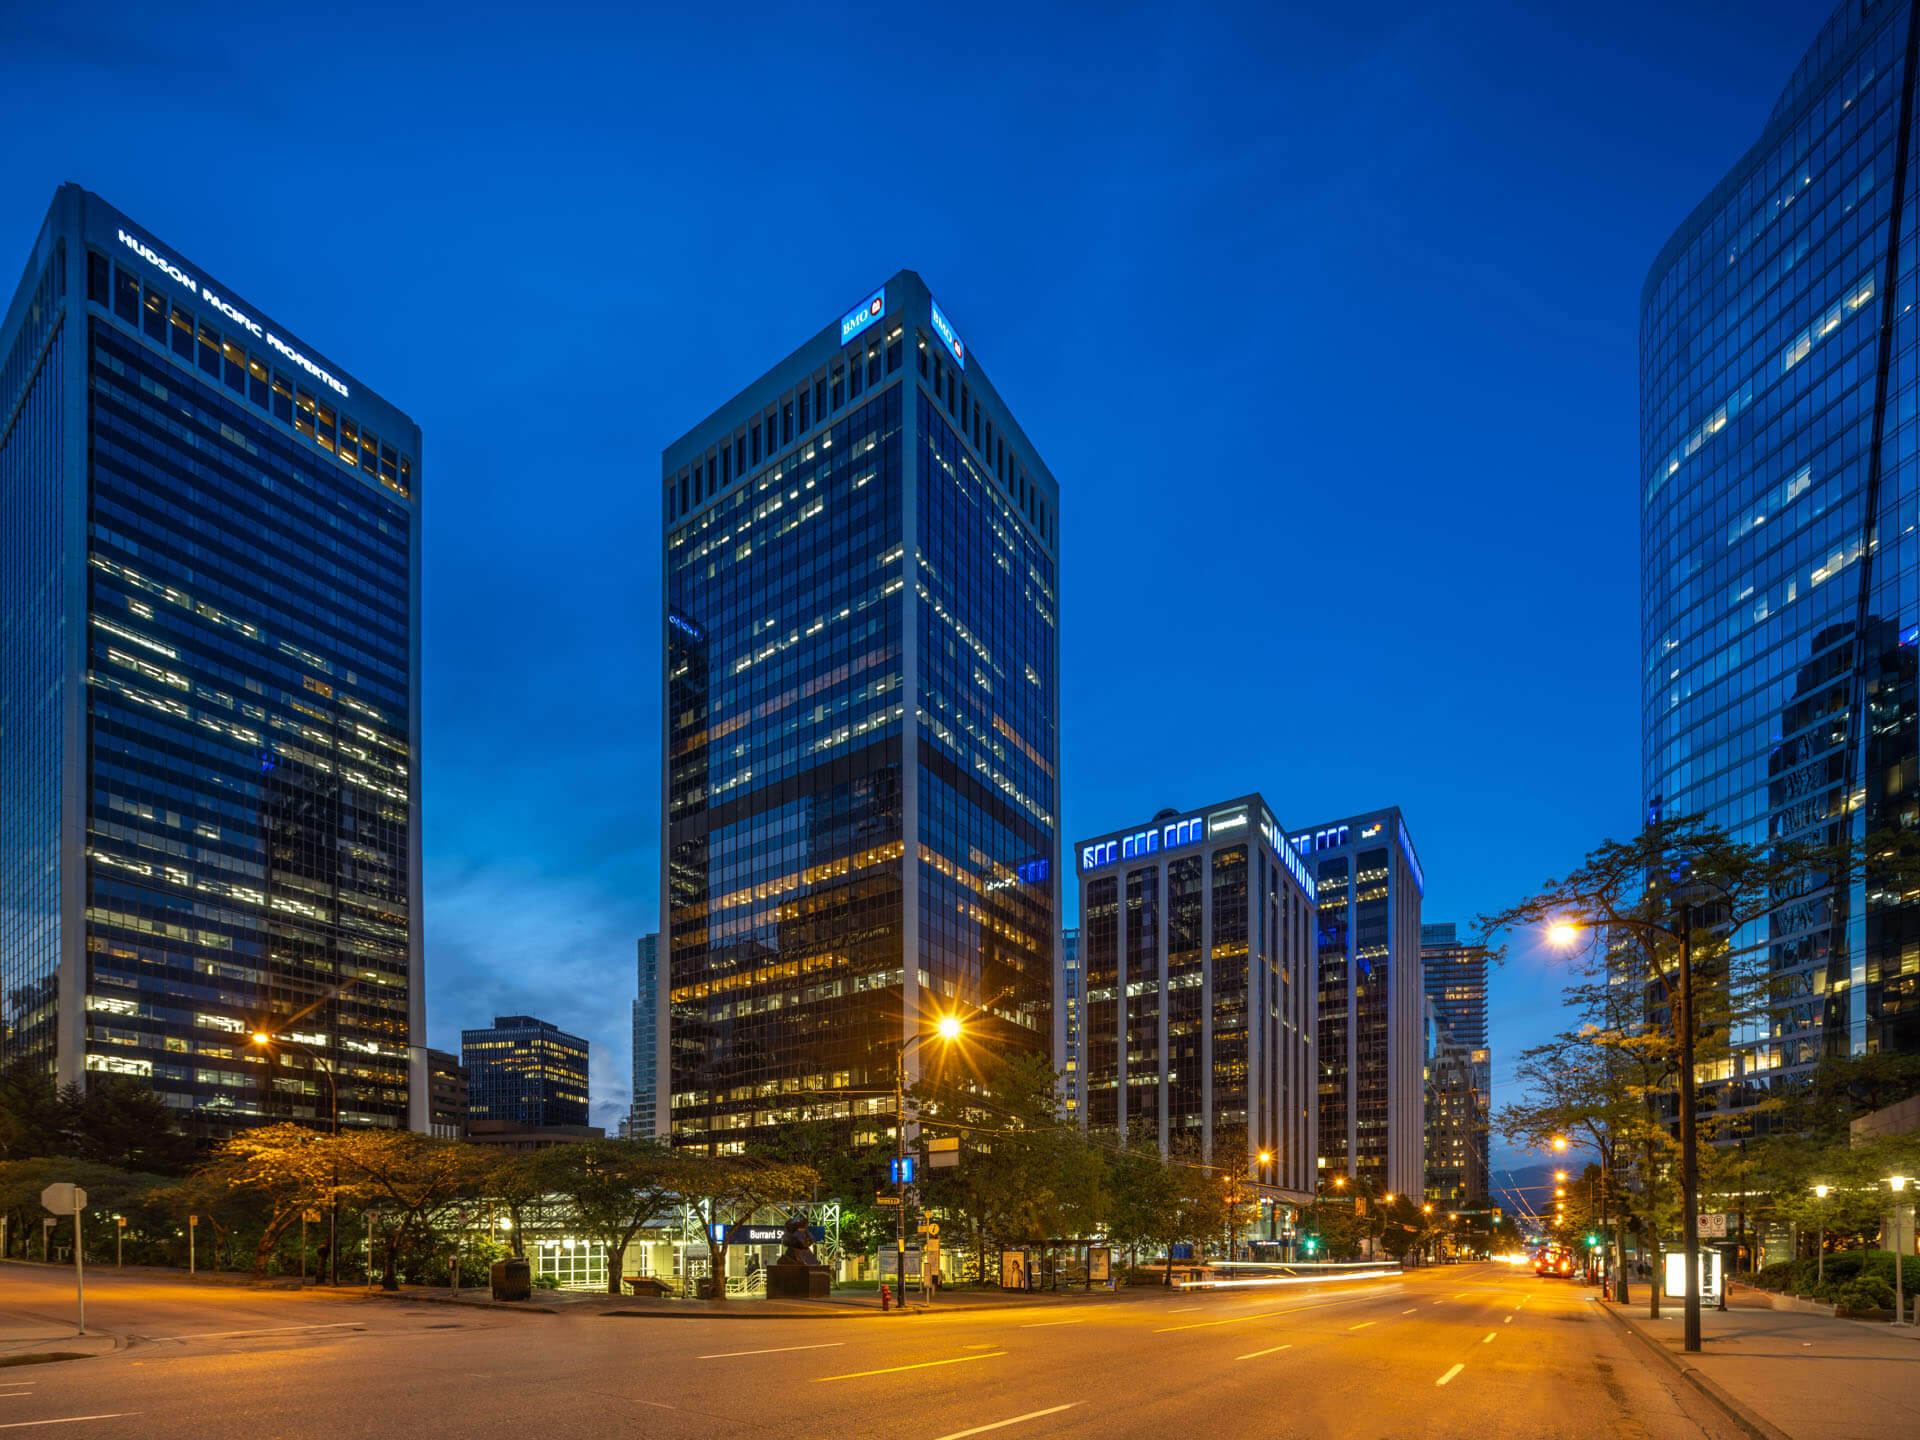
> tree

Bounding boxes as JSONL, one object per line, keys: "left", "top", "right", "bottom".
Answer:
{"left": 0, "top": 1157, "right": 167, "bottom": 1261}
{"left": 529, "top": 1139, "right": 683, "bottom": 1295}
{"left": 329, "top": 1131, "right": 492, "bottom": 1290}
{"left": 1477, "top": 815, "right": 1920, "bottom": 1352}
{"left": 678, "top": 1154, "right": 818, "bottom": 1302}
{"left": 183, "top": 1123, "right": 341, "bottom": 1277}
{"left": 1102, "top": 1135, "right": 1184, "bottom": 1279}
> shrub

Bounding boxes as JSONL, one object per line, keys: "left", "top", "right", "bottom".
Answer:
{"left": 1835, "top": 1275, "right": 1896, "bottom": 1313}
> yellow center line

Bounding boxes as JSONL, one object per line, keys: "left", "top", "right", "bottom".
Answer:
{"left": 1482, "top": 1332, "right": 1496, "bottom": 1344}
{"left": 815, "top": 1352, "right": 1005, "bottom": 1383}
{"left": 1236, "top": 1343, "right": 1293, "bottom": 1360}
{"left": 1349, "top": 1321, "right": 1375, "bottom": 1331}
{"left": 1152, "top": 1293, "right": 1374, "bottom": 1334}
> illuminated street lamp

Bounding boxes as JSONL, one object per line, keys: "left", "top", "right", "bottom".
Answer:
{"left": 887, "top": 1009, "right": 971, "bottom": 1310}
{"left": 1811, "top": 1185, "right": 1830, "bottom": 1286}
{"left": 1890, "top": 1176, "right": 1913, "bottom": 1325}
{"left": 1550, "top": 907, "right": 1708, "bottom": 1352}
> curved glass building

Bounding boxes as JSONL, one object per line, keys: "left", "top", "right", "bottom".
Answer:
{"left": 1641, "top": 0, "right": 1920, "bottom": 1100}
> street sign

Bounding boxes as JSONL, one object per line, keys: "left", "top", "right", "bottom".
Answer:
{"left": 875, "top": 1193, "right": 902, "bottom": 1206}
{"left": 40, "top": 1184, "right": 87, "bottom": 1215}
{"left": 917, "top": 1222, "right": 939, "bottom": 1236}
{"left": 890, "top": 1157, "right": 916, "bottom": 1184}
{"left": 303, "top": 1209, "right": 322, "bottom": 1223}
{"left": 928, "top": 1137, "right": 960, "bottom": 1169}
{"left": 1698, "top": 1212, "right": 1728, "bottom": 1238}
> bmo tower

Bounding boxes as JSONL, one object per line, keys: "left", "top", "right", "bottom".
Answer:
{"left": 1074, "top": 796, "right": 1317, "bottom": 1200}
{"left": 660, "top": 272, "right": 1060, "bottom": 1151}
{"left": 0, "top": 187, "right": 423, "bottom": 1132}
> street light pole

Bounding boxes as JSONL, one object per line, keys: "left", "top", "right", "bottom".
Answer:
{"left": 1552, "top": 901, "right": 1704, "bottom": 1352}
{"left": 251, "top": 1030, "right": 340, "bottom": 1284}
{"left": 1813, "top": 1185, "right": 1829, "bottom": 1286}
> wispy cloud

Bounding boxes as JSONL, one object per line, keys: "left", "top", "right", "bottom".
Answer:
{"left": 426, "top": 857, "right": 648, "bottom": 1130}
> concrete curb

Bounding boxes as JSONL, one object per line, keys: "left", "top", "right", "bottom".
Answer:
{"left": 1598, "top": 1301, "right": 1792, "bottom": 1440}
{"left": 368, "top": 1292, "right": 558, "bottom": 1316}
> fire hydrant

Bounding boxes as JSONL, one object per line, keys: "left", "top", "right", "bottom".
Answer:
{"left": 880, "top": 1282, "right": 893, "bottom": 1312}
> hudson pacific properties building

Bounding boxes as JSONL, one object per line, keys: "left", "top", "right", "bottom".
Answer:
{"left": 0, "top": 186, "right": 423, "bottom": 1130}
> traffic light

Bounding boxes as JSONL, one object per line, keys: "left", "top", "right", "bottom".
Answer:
{"left": 1585, "top": 1233, "right": 1600, "bottom": 1248}
{"left": 1304, "top": 1236, "right": 1318, "bottom": 1255}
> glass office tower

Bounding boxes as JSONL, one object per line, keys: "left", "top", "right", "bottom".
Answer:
{"left": 1075, "top": 797, "right": 1317, "bottom": 1198}
{"left": 1060, "top": 926, "right": 1081, "bottom": 1118}
{"left": 1292, "top": 809, "right": 1424, "bottom": 1198}
{"left": 1421, "top": 921, "right": 1490, "bottom": 1193}
{"left": 1642, "top": 0, "right": 1920, "bottom": 1095}
{"left": 661, "top": 272, "right": 1059, "bottom": 1153}
{"left": 462, "top": 1015, "right": 590, "bottom": 1130}
{"left": 631, "top": 932, "right": 658, "bottom": 1137}
{"left": 0, "top": 186, "right": 423, "bottom": 1131}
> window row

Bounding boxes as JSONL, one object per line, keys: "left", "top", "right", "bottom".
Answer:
{"left": 89, "top": 251, "right": 414, "bottom": 501}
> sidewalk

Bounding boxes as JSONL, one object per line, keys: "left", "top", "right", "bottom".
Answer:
{"left": 375, "top": 1282, "right": 1174, "bottom": 1320}
{"left": 1603, "top": 1292, "right": 1920, "bottom": 1440}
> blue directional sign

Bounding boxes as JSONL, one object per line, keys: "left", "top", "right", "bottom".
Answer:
{"left": 890, "top": 1156, "right": 916, "bottom": 1184}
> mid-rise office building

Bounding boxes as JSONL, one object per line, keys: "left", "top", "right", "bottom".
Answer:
{"left": 1642, "top": 0, "right": 1920, "bottom": 1099}
{"left": 631, "top": 932, "right": 659, "bottom": 1138}
{"left": 1076, "top": 797, "right": 1317, "bottom": 1197}
{"left": 1424, "top": 999, "right": 1488, "bottom": 1207}
{"left": 0, "top": 186, "right": 423, "bottom": 1130}
{"left": 661, "top": 272, "right": 1059, "bottom": 1152}
{"left": 462, "top": 1015, "right": 590, "bottom": 1130}
{"left": 1421, "top": 921, "right": 1490, "bottom": 1193}
{"left": 426, "top": 1048, "right": 468, "bottom": 1139}
{"left": 1060, "top": 926, "right": 1081, "bottom": 1117}
{"left": 1292, "top": 809, "right": 1424, "bottom": 1198}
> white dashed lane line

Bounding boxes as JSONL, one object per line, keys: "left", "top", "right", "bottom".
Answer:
{"left": 1436, "top": 1364, "right": 1464, "bottom": 1387}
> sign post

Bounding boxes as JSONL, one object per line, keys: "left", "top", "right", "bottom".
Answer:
{"left": 189, "top": 1214, "right": 198, "bottom": 1276}
{"left": 116, "top": 1215, "right": 125, "bottom": 1268}
{"left": 40, "top": 1184, "right": 88, "bottom": 1335}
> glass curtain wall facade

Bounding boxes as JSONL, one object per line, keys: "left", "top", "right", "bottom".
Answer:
{"left": 632, "top": 932, "right": 659, "bottom": 1138}
{"left": 1421, "top": 921, "right": 1490, "bottom": 1190}
{"left": 461, "top": 1015, "right": 590, "bottom": 1129}
{"left": 661, "top": 272, "right": 1059, "bottom": 1153}
{"left": 1642, "top": 0, "right": 1920, "bottom": 1098}
{"left": 1075, "top": 797, "right": 1317, "bottom": 1198}
{"left": 1061, "top": 927, "right": 1081, "bottom": 1116}
{"left": 1294, "top": 809, "right": 1424, "bottom": 1197}
{"left": 0, "top": 186, "right": 422, "bottom": 1131}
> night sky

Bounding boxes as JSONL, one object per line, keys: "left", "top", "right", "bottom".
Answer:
{"left": 1, "top": 1, "right": 1837, "bottom": 1175}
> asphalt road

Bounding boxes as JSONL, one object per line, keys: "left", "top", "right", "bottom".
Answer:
{"left": 0, "top": 1262, "right": 1739, "bottom": 1439}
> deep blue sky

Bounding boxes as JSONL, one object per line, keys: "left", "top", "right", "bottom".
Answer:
{"left": 2, "top": 0, "right": 1835, "bottom": 1172}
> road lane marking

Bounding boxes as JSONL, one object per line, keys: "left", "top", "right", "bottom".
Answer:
{"left": 931, "top": 1403, "right": 1082, "bottom": 1440}
{"left": 1167, "top": 1306, "right": 1200, "bottom": 1312}
{"left": 0, "top": 1419, "right": 137, "bottom": 1431}
{"left": 815, "top": 1352, "right": 1005, "bottom": 1383}
{"left": 1236, "top": 1344, "right": 1293, "bottom": 1360}
{"left": 1019, "top": 1318, "right": 1085, "bottom": 1328}
{"left": 1402, "top": 1307, "right": 1418, "bottom": 1314}
{"left": 1349, "top": 1322, "right": 1375, "bottom": 1331}
{"left": 1436, "top": 1365, "right": 1464, "bottom": 1387}
{"left": 1153, "top": 1291, "right": 1382, "bottom": 1333}
{"left": 1482, "top": 1332, "right": 1496, "bottom": 1344}
{"left": 698, "top": 1342, "right": 844, "bottom": 1359}
{"left": 156, "top": 1323, "right": 359, "bottom": 1341}
{"left": 1503, "top": 1316, "right": 1512, "bottom": 1324}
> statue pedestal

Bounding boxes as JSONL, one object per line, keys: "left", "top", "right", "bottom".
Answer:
{"left": 767, "top": 1262, "right": 831, "bottom": 1299}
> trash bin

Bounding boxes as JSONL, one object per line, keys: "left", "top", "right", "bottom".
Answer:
{"left": 490, "top": 1257, "right": 531, "bottom": 1302}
